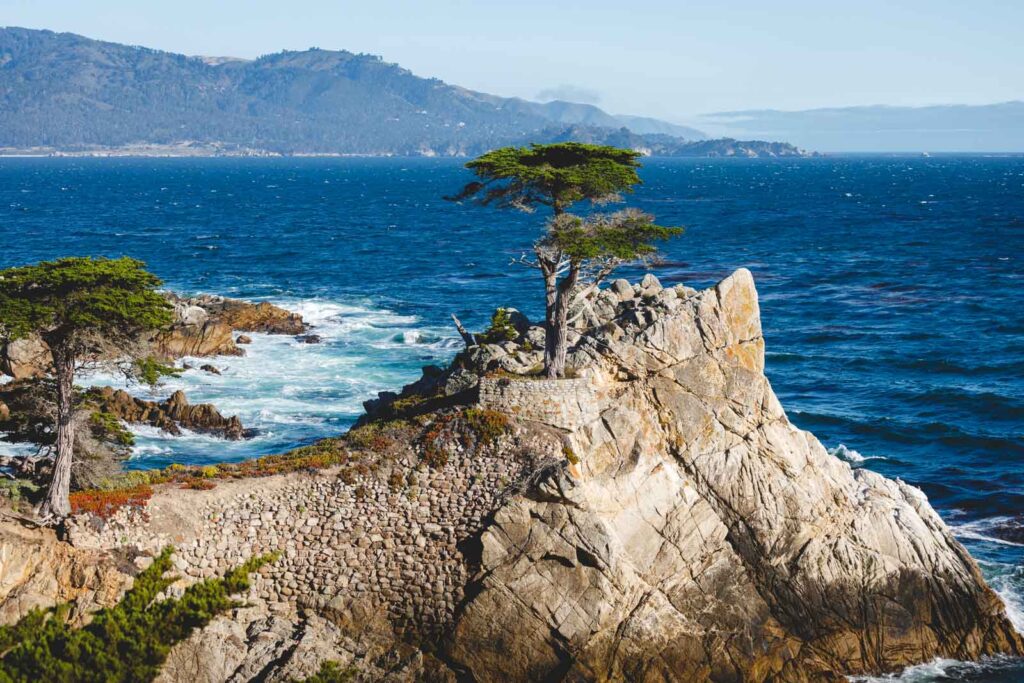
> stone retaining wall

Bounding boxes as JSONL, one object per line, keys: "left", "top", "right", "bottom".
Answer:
{"left": 478, "top": 376, "right": 602, "bottom": 430}
{"left": 66, "top": 449, "right": 535, "bottom": 640}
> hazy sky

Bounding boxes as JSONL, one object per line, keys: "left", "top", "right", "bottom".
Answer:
{"left": 2, "top": 0, "right": 1021, "bottom": 122}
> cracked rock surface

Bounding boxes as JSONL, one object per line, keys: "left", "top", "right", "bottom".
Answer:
{"left": 449, "top": 269, "right": 1022, "bottom": 681}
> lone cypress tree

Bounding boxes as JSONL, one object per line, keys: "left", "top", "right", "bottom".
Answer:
{"left": 0, "top": 257, "right": 172, "bottom": 518}
{"left": 449, "top": 143, "right": 681, "bottom": 377}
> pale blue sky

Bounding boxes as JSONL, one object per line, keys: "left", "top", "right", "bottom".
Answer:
{"left": 2, "top": 0, "right": 1021, "bottom": 122}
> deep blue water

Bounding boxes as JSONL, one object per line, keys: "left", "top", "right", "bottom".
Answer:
{"left": 0, "top": 156, "right": 1021, "bottom": 680}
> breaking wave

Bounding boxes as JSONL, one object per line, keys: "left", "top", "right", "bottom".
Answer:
{"left": 77, "top": 297, "right": 457, "bottom": 468}
{"left": 828, "top": 443, "right": 888, "bottom": 465}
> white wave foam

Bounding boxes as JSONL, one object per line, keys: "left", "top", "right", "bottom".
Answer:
{"left": 80, "top": 296, "right": 459, "bottom": 465}
{"left": 848, "top": 655, "right": 1022, "bottom": 681}
{"left": 976, "top": 559, "right": 1024, "bottom": 634}
{"left": 994, "top": 576, "right": 1024, "bottom": 634}
{"left": 829, "top": 443, "right": 888, "bottom": 465}
{"left": 0, "top": 433, "right": 40, "bottom": 458}
{"left": 951, "top": 517, "right": 1024, "bottom": 548}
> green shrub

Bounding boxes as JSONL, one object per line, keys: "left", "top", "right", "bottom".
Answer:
{"left": 198, "top": 465, "right": 219, "bottom": 479}
{"left": 463, "top": 408, "right": 510, "bottom": 446}
{"left": 134, "top": 357, "right": 183, "bottom": 387}
{"left": 88, "top": 411, "right": 135, "bottom": 447}
{"left": 0, "top": 547, "right": 277, "bottom": 683}
{"left": 481, "top": 308, "right": 518, "bottom": 344}
{"left": 0, "top": 479, "right": 39, "bottom": 504}
{"left": 293, "top": 660, "right": 357, "bottom": 682}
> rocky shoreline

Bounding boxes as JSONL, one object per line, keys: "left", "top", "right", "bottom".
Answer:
{"left": 0, "top": 271, "right": 1020, "bottom": 681}
{"left": 0, "top": 293, "right": 310, "bottom": 488}
{"left": 0, "top": 292, "right": 309, "bottom": 380}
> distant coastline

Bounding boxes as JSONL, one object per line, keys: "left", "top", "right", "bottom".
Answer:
{"left": 0, "top": 141, "right": 817, "bottom": 159}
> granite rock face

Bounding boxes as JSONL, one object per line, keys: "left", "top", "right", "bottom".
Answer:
{"left": 0, "top": 335, "right": 50, "bottom": 380}
{"left": 449, "top": 268, "right": 1022, "bottom": 681}
{"left": 0, "top": 523, "right": 131, "bottom": 626}
{"left": 150, "top": 293, "right": 309, "bottom": 360}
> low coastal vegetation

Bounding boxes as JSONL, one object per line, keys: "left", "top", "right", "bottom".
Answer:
{"left": 0, "top": 547, "right": 276, "bottom": 683}
{"left": 47, "top": 404, "right": 515, "bottom": 520}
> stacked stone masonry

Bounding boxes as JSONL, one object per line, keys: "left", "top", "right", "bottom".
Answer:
{"left": 478, "top": 376, "right": 603, "bottom": 430}
{"left": 66, "top": 448, "right": 532, "bottom": 639}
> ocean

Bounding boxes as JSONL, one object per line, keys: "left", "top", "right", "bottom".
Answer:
{"left": 0, "top": 155, "right": 1021, "bottom": 680}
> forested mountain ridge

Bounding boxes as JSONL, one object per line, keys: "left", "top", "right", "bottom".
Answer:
{"left": 0, "top": 27, "right": 808, "bottom": 157}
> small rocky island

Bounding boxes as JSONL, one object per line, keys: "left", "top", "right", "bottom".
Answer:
{"left": 0, "top": 270, "right": 1019, "bottom": 681}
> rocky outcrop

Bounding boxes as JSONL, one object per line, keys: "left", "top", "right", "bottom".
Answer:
{"left": 0, "top": 522, "right": 132, "bottom": 625}
{"left": 152, "top": 313, "right": 242, "bottom": 359}
{"left": 0, "top": 271, "right": 1019, "bottom": 682}
{"left": 86, "top": 387, "right": 249, "bottom": 440}
{"left": 188, "top": 296, "right": 307, "bottom": 336}
{"left": 150, "top": 295, "right": 306, "bottom": 359}
{"left": 0, "top": 335, "right": 50, "bottom": 380}
{"left": 448, "top": 269, "right": 1023, "bottom": 681}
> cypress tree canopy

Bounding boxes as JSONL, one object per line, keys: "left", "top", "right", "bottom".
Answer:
{"left": 449, "top": 142, "right": 643, "bottom": 213}
{"left": 0, "top": 257, "right": 173, "bottom": 344}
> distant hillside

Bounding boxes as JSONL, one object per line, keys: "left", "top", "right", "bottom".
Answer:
{"left": 613, "top": 115, "right": 706, "bottom": 139}
{"left": 0, "top": 27, "right": 806, "bottom": 157}
{"left": 701, "top": 102, "right": 1024, "bottom": 152}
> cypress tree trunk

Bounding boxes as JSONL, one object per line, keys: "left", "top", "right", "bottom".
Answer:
{"left": 40, "top": 341, "right": 74, "bottom": 519}
{"left": 543, "top": 268, "right": 559, "bottom": 379}
{"left": 547, "top": 264, "right": 579, "bottom": 379}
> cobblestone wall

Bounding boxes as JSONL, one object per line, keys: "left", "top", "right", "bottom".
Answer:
{"left": 478, "top": 376, "right": 602, "bottom": 430}
{"left": 66, "top": 447, "right": 541, "bottom": 639}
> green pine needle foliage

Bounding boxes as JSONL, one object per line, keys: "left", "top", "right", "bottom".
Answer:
{"left": 134, "top": 357, "right": 183, "bottom": 387}
{"left": 548, "top": 209, "right": 684, "bottom": 263}
{"left": 448, "top": 142, "right": 642, "bottom": 214}
{"left": 0, "top": 547, "right": 277, "bottom": 683}
{"left": 481, "top": 308, "right": 518, "bottom": 344}
{"left": 0, "top": 256, "right": 173, "bottom": 345}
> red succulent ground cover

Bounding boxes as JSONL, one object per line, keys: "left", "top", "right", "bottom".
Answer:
{"left": 69, "top": 484, "right": 154, "bottom": 519}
